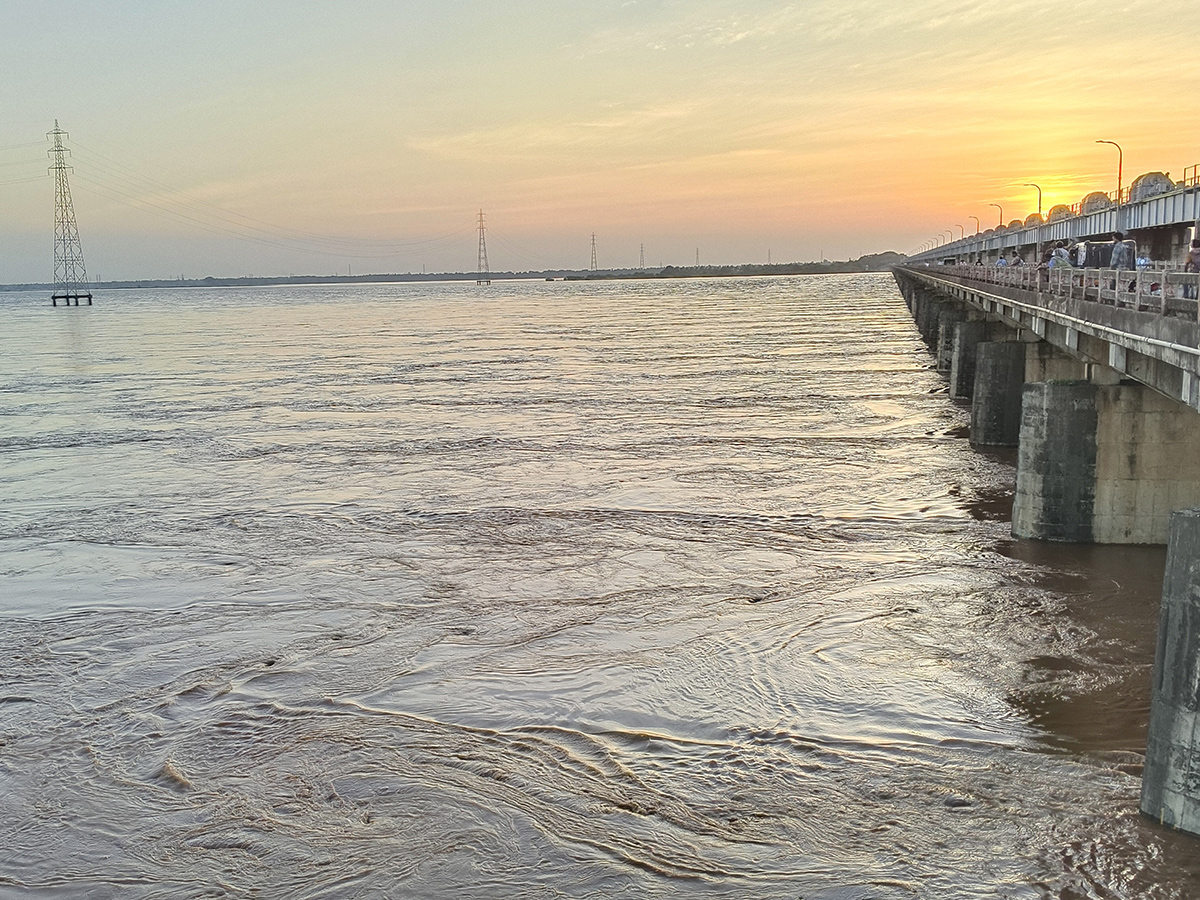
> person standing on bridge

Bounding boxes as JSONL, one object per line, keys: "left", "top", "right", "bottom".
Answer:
{"left": 1109, "top": 232, "right": 1137, "bottom": 298}
{"left": 1185, "top": 238, "right": 1200, "bottom": 299}
{"left": 995, "top": 254, "right": 1008, "bottom": 267}
{"left": 1110, "top": 232, "right": 1135, "bottom": 270}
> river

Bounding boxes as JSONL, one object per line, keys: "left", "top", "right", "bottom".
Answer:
{"left": 1, "top": 274, "right": 1198, "bottom": 898}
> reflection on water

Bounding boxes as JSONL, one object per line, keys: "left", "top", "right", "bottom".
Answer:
{"left": 1, "top": 275, "right": 1198, "bottom": 898}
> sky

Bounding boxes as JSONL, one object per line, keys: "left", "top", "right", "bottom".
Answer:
{"left": 2, "top": 0, "right": 1198, "bottom": 281}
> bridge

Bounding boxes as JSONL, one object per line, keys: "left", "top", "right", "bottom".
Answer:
{"left": 891, "top": 246, "right": 1200, "bottom": 840}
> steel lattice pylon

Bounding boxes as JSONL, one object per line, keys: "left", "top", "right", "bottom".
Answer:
{"left": 476, "top": 210, "right": 490, "bottom": 285}
{"left": 590, "top": 233, "right": 597, "bottom": 271}
{"left": 48, "top": 121, "right": 92, "bottom": 307}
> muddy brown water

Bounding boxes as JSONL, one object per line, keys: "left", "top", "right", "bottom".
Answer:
{"left": 2, "top": 274, "right": 1198, "bottom": 898}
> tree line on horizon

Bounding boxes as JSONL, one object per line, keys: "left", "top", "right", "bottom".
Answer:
{"left": 0, "top": 251, "right": 906, "bottom": 292}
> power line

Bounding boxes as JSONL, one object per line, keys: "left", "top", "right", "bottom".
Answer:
{"left": 0, "top": 156, "right": 47, "bottom": 169}
{"left": 0, "top": 174, "right": 50, "bottom": 187}
{"left": 71, "top": 141, "right": 409, "bottom": 249}
{"left": 62, "top": 137, "right": 474, "bottom": 258}
{"left": 0, "top": 141, "right": 47, "bottom": 152}
{"left": 72, "top": 170, "right": 473, "bottom": 261}
{"left": 73, "top": 177, "right": 398, "bottom": 260}
{"left": 489, "top": 232, "right": 554, "bottom": 270}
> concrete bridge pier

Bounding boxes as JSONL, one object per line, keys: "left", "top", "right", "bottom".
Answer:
{"left": 950, "top": 318, "right": 1012, "bottom": 400}
{"left": 936, "top": 306, "right": 967, "bottom": 372}
{"left": 1142, "top": 509, "right": 1200, "bottom": 836}
{"left": 1013, "top": 381, "right": 1200, "bottom": 543}
{"left": 904, "top": 284, "right": 921, "bottom": 325}
{"left": 949, "top": 320, "right": 990, "bottom": 400}
{"left": 914, "top": 288, "right": 946, "bottom": 349}
{"left": 969, "top": 341, "right": 1026, "bottom": 446}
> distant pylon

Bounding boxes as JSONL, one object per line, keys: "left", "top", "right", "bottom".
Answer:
{"left": 476, "top": 209, "right": 490, "bottom": 285}
{"left": 639, "top": 243, "right": 645, "bottom": 269}
{"left": 695, "top": 247, "right": 700, "bottom": 267}
{"left": 590, "top": 233, "right": 598, "bottom": 271}
{"left": 48, "top": 121, "right": 92, "bottom": 307}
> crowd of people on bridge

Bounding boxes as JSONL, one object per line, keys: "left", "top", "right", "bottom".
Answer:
{"left": 990, "top": 233, "right": 1142, "bottom": 270}
{"left": 979, "top": 233, "right": 1200, "bottom": 299}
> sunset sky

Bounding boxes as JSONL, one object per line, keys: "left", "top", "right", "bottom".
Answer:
{"left": 2, "top": 0, "right": 1197, "bottom": 280}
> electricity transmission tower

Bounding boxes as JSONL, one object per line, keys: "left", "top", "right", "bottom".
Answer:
{"left": 590, "top": 233, "right": 597, "bottom": 271}
{"left": 639, "top": 243, "right": 645, "bottom": 269}
{"left": 48, "top": 121, "right": 92, "bottom": 306}
{"left": 476, "top": 210, "right": 490, "bottom": 285}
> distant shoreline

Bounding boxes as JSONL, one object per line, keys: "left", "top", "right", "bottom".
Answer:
{"left": 0, "top": 253, "right": 904, "bottom": 292}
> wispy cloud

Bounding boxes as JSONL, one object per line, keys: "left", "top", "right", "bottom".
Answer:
{"left": 410, "top": 102, "right": 704, "bottom": 163}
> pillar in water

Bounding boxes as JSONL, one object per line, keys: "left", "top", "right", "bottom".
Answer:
{"left": 1012, "top": 381, "right": 1098, "bottom": 541}
{"left": 936, "top": 306, "right": 966, "bottom": 373}
{"left": 914, "top": 289, "right": 943, "bottom": 349}
{"left": 949, "top": 321, "right": 989, "bottom": 401}
{"left": 1142, "top": 508, "right": 1200, "bottom": 835}
{"left": 1013, "top": 383, "right": 1200, "bottom": 543}
{"left": 969, "top": 342, "right": 1025, "bottom": 447}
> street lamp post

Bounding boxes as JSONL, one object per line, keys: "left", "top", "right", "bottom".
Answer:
{"left": 1096, "top": 140, "right": 1123, "bottom": 201}
{"left": 989, "top": 203, "right": 1004, "bottom": 226}
{"left": 1022, "top": 183, "right": 1044, "bottom": 263}
{"left": 1022, "top": 183, "right": 1043, "bottom": 216}
{"left": 955, "top": 225, "right": 965, "bottom": 239}
{"left": 969, "top": 215, "right": 980, "bottom": 234}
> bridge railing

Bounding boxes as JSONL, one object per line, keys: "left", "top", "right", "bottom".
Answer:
{"left": 922, "top": 264, "right": 1200, "bottom": 320}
